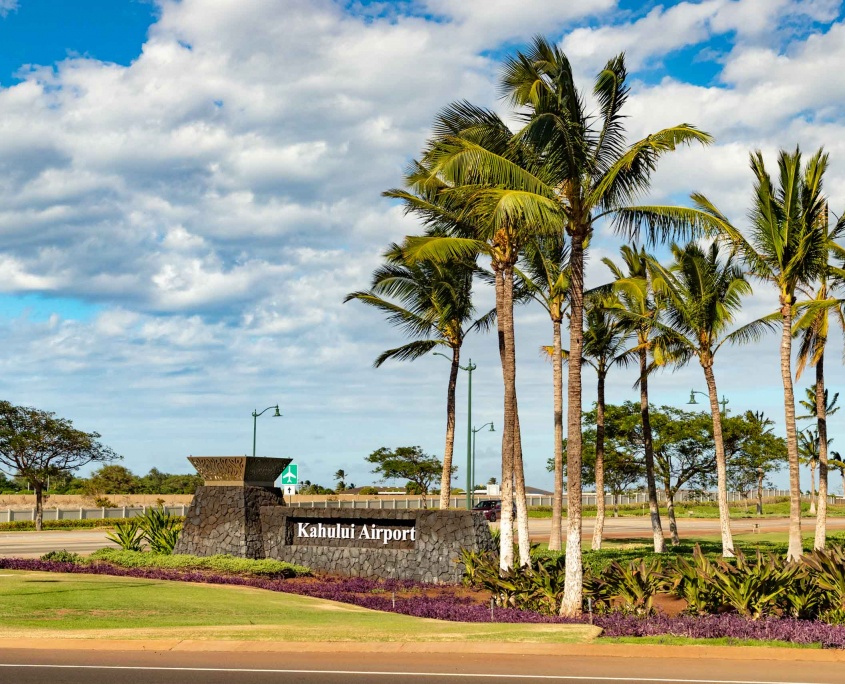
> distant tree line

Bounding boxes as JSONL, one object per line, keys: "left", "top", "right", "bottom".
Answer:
{"left": 0, "top": 464, "right": 202, "bottom": 496}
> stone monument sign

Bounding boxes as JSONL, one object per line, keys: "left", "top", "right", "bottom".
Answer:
{"left": 175, "top": 456, "right": 494, "bottom": 582}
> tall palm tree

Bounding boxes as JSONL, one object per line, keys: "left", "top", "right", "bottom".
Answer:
{"left": 384, "top": 102, "right": 553, "bottom": 569}
{"left": 517, "top": 234, "right": 570, "bottom": 551}
{"left": 647, "top": 242, "right": 774, "bottom": 557}
{"left": 793, "top": 210, "right": 845, "bottom": 549}
{"left": 604, "top": 245, "right": 667, "bottom": 553}
{"left": 622, "top": 148, "right": 831, "bottom": 560}
{"left": 580, "top": 295, "right": 634, "bottom": 550}
{"left": 411, "top": 39, "right": 710, "bottom": 614}
{"left": 344, "top": 242, "right": 492, "bottom": 509}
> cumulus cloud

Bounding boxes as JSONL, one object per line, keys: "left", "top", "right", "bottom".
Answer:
{"left": 1, "top": 0, "right": 844, "bottom": 488}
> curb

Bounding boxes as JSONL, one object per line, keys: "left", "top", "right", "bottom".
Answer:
{"left": 0, "top": 638, "right": 843, "bottom": 662}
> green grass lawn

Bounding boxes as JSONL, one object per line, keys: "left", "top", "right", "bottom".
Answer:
{"left": 0, "top": 571, "right": 599, "bottom": 643}
{"left": 528, "top": 501, "right": 845, "bottom": 519}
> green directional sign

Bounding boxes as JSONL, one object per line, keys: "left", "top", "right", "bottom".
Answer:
{"left": 281, "top": 463, "right": 298, "bottom": 485}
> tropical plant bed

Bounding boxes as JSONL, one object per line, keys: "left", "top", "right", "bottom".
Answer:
{"left": 3, "top": 556, "right": 845, "bottom": 648}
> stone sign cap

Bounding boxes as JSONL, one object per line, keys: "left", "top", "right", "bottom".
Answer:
{"left": 187, "top": 456, "right": 292, "bottom": 487}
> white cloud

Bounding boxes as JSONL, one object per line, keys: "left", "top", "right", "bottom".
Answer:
{"left": 1, "top": 0, "right": 844, "bottom": 489}
{"left": 0, "top": 1, "right": 17, "bottom": 18}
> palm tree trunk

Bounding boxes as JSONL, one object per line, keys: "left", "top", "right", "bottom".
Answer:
{"left": 439, "top": 347, "right": 460, "bottom": 509}
{"left": 513, "top": 410, "right": 531, "bottom": 567}
{"left": 560, "top": 229, "right": 585, "bottom": 617}
{"left": 665, "top": 487, "right": 680, "bottom": 546}
{"left": 591, "top": 370, "right": 606, "bottom": 551}
{"left": 814, "top": 356, "right": 828, "bottom": 550}
{"left": 549, "top": 318, "right": 564, "bottom": 552}
{"left": 613, "top": 493, "right": 619, "bottom": 517}
{"left": 640, "top": 346, "right": 666, "bottom": 553}
{"left": 781, "top": 299, "right": 803, "bottom": 561}
{"left": 809, "top": 464, "right": 816, "bottom": 515}
{"left": 702, "top": 362, "right": 735, "bottom": 557}
{"left": 495, "top": 263, "right": 515, "bottom": 572}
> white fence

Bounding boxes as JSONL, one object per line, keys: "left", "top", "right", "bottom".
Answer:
{"left": 3, "top": 489, "right": 838, "bottom": 522}
{"left": 1, "top": 505, "right": 187, "bottom": 523}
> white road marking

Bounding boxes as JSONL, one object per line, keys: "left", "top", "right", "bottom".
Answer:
{"left": 0, "top": 664, "right": 829, "bottom": 683}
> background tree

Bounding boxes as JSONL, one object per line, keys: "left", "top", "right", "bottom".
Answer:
{"left": 792, "top": 199, "right": 845, "bottom": 548}
{"left": 85, "top": 464, "right": 140, "bottom": 496}
{"left": 648, "top": 241, "right": 770, "bottom": 556}
{"left": 636, "top": 148, "right": 831, "bottom": 559}
{"left": 518, "top": 234, "right": 569, "bottom": 551}
{"left": 0, "top": 401, "right": 119, "bottom": 530}
{"left": 650, "top": 407, "right": 716, "bottom": 545}
{"left": 580, "top": 297, "right": 633, "bottom": 548}
{"left": 365, "top": 446, "right": 448, "bottom": 505}
{"left": 345, "top": 241, "right": 490, "bottom": 509}
{"left": 605, "top": 245, "right": 667, "bottom": 553}
{"left": 798, "top": 428, "right": 822, "bottom": 515}
{"left": 796, "top": 375, "right": 842, "bottom": 547}
{"left": 723, "top": 411, "right": 788, "bottom": 515}
{"left": 333, "top": 469, "right": 348, "bottom": 493}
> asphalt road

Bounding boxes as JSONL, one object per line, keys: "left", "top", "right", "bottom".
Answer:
{"left": 0, "top": 648, "right": 843, "bottom": 684}
{"left": 4, "top": 516, "right": 845, "bottom": 557}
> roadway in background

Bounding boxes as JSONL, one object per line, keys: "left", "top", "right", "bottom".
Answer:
{"left": 3, "top": 516, "right": 845, "bottom": 557}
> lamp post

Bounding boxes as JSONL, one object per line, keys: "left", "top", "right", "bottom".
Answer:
{"left": 252, "top": 405, "right": 281, "bottom": 458}
{"left": 471, "top": 422, "right": 495, "bottom": 507}
{"left": 433, "top": 352, "right": 477, "bottom": 509}
{"left": 687, "top": 389, "right": 729, "bottom": 415}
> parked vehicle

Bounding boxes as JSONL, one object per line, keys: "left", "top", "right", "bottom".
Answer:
{"left": 472, "top": 499, "right": 514, "bottom": 523}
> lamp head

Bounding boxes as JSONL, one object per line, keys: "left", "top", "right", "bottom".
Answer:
{"left": 687, "top": 390, "right": 698, "bottom": 406}
{"left": 273, "top": 406, "right": 282, "bottom": 417}
{"left": 489, "top": 422, "right": 495, "bottom": 432}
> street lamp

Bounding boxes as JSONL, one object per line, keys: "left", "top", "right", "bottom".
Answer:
{"left": 687, "top": 389, "right": 729, "bottom": 415}
{"left": 471, "top": 422, "right": 495, "bottom": 507}
{"left": 252, "top": 405, "right": 281, "bottom": 458}
{"left": 433, "top": 352, "right": 477, "bottom": 510}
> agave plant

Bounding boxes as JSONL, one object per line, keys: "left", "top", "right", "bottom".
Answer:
{"left": 138, "top": 507, "right": 182, "bottom": 554}
{"left": 106, "top": 519, "right": 144, "bottom": 552}
{"left": 803, "top": 545, "right": 845, "bottom": 608}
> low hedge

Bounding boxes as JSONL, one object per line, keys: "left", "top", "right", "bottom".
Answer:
{"left": 0, "top": 517, "right": 185, "bottom": 532}
{"left": 86, "top": 548, "right": 310, "bottom": 578}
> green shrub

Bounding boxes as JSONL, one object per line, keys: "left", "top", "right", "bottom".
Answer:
{"left": 40, "top": 550, "right": 83, "bottom": 563}
{"left": 88, "top": 548, "right": 310, "bottom": 577}
{"left": 601, "top": 557, "right": 665, "bottom": 616}
{"left": 0, "top": 517, "right": 185, "bottom": 532}
{"left": 802, "top": 545, "right": 845, "bottom": 608}
{"left": 664, "top": 546, "right": 721, "bottom": 616}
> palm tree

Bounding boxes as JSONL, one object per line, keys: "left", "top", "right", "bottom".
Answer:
{"left": 647, "top": 242, "right": 773, "bottom": 557}
{"left": 344, "top": 242, "right": 492, "bottom": 509}
{"left": 384, "top": 103, "right": 552, "bottom": 569}
{"left": 410, "top": 39, "right": 710, "bottom": 614}
{"left": 517, "top": 234, "right": 569, "bottom": 551}
{"left": 604, "top": 245, "right": 667, "bottom": 553}
{"left": 621, "top": 148, "right": 831, "bottom": 560}
{"left": 793, "top": 209, "right": 845, "bottom": 549}
{"left": 580, "top": 296, "right": 634, "bottom": 550}
{"left": 798, "top": 428, "right": 822, "bottom": 514}
{"left": 797, "top": 382, "right": 842, "bottom": 546}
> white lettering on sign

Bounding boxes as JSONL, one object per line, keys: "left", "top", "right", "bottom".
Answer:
{"left": 294, "top": 521, "right": 415, "bottom": 544}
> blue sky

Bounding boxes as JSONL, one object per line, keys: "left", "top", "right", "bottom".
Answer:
{"left": 1, "top": 0, "right": 845, "bottom": 496}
